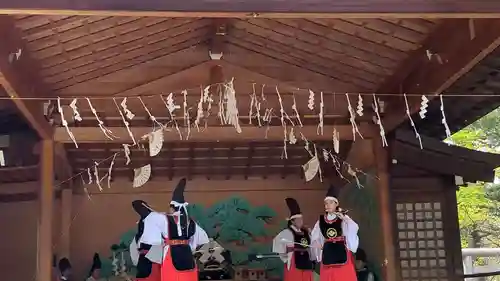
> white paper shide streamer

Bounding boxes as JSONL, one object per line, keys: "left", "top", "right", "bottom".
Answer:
{"left": 87, "top": 98, "right": 115, "bottom": 140}
{"left": 317, "top": 92, "right": 324, "bottom": 135}
{"left": 308, "top": 90, "right": 315, "bottom": 110}
{"left": 123, "top": 144, "right": 131, "bottom": 165}
{"left": 182, "top": 90, "right": 191, "bottom": 139}
{"left": 332, "top": 128, "right": 340, "bottom": 154}
{"left": 138, "top": 97, "right": 163, "bottom": 129}
{"left": 120, "top": 98, "right": 135, "bottom": 120}
{"left": 439, "top": 95, "right": 452, "bottom": 139}
{"left": 114, "top": 98, "right": 136, "bottom": 144}
{"left": 108, "top": 153, "right": 117, "bottom": 189}
{"left": 345, "top": 94, "right": 363, "bottom": 140}
{"left": 57, "top": 97, "right": 78, "bottom": 148}
{"left": 404, "top": 94, "right": 423, "bottom": 149}
{"left": 94, "top": 161, "right": 103, "bottom": 191}
{"left": 69, "top": 99, "right": 82, "bottom": 122}
{"left": 87, "top": 168, "right": 93, "bottom": 184}
{"left": 372, "top": 94, "right": 388, "bottom": 147}
{"left": 289, "top": 127, "right": 297, "bottom": 144}
{"left": 222, "top": 79, "right": 242, "bottom": 133}
{"left": 420, "top": 95, "right": 429, "bottom": 119}
{"left": 195, "top": 86, "right": 210, "bottom": 131}
{"left": 356, "top": 94, "right": 364, "bottom": 116}
{"left": 162, "top": 93, "right": 182, "bottom": 140}
{"left": 292, "top": 95, "right": 303, "bottom": 127}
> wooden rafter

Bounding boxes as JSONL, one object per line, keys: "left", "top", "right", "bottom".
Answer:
{"left": 0, "top": 16, "right": 52, "bottom": 139}
{"left": 117, "top": 61, "right": 213, "bottom": 97}
{"left": 0, "top": 16, "right": 73, "bottom": 182}
{"left": 225, "top": 43, "right": 358, "bottom": 92}
{"left": 54, "top": 125, "right": 373, "bottom": 143}
{"left": 2, "top": 1, "right": 500, "bottom": 17}
{"left": 380, "top": 18, "right": 500, "bottom": 132}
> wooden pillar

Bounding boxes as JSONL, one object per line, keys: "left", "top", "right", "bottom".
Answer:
{"left": 372, "top": 133, "right": 397, "bottom": 281}
{"left": 37, "top": 140, "right": 54, "bottom": 281}
{"left": 60, "top": 188, "right": 72, "bottom": 259}
{"left": 442, "top": 178, "right": 464, "bottom": 281}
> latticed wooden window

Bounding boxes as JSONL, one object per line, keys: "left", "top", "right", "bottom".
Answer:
{"left": 396, "top": 202, "right": 447, "bottom": 281}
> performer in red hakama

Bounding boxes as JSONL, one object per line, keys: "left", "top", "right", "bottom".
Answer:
{"left": 311, "top": 185, "right": 359, "bottom": 281}
{"left": 272, "top": 198, "right": 315, "bottom": 281}
{"left": 130, "top": 199, "right": 163, "bottom": 281}
{"left": 160, "top": 178, "right": 209, "bottom": 281}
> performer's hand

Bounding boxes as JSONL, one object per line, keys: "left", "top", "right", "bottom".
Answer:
{"left": 336, "top": 213, "right": 346, "bottom": 220}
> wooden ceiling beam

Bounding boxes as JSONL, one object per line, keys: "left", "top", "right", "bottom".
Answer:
{"left": 218, "top": 60, "right": 328, "bottom": 94}
{"left": 208, "top": 19, "right": 226, "bottom": 114}
{"left": 379, "top": 19, "right": 500, "bottom": 132}
{"left": 55, "top": 124, "right": 373, "bottom": 143}
{"left": 116, "top": 60, "right": 213, "bottom": 97}
{"left": 209, "top": 18, "right": 227, "bottom": 59}
{"left": 0, "top": 16, "right": 74, "bottom": 182}
{"left": 0, "top": 16, "right": 52, "bottom": 139}
{"left": 223, "top": 44, "right": 355, "bottom": 92}
{"left": 2, "top": 1, "right": 500, "bottom": 17}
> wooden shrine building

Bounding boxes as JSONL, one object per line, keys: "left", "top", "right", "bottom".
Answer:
{"left": 0, "top": 2, "right": 499, "bottom": 281}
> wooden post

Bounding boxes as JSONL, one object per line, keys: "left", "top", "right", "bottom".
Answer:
{"left": 372, "top": 132, "right": 397, "bottom": 281}
{"left": 60, "top": 188, "right": 72, "bottom": 259}
{"left": 37, "top": 140, "right": 54, "bottom": 281}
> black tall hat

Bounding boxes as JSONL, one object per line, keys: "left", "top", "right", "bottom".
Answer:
{"left": 132, "top": 200, "right": 153, "bottom": 218}
{"left": 285, "top": 198, "right": 302, "bottom": 219}
{"left": 58, "top": 258, "right": 72, "bottom": 273}
{"left": 325, "top": 184, "right": 340, "bottom": 201}
{"left": 90, "top": 253, "right": 102, "bottom": 271}
{"left": 171, "top": 178, "right": 187, "bottom": 204}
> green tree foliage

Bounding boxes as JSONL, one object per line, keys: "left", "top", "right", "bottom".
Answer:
{"left": 187, "top": 196, "right": 283, "bottom": 277}
{"left": 448, "top": 106, "right": 500, "bottom": 248}
{"left": 341, "top": 172, "right": 382, "bottom": 281}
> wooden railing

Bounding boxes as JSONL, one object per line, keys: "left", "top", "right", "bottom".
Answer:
{"left": 463, "top": 248, "right": 500, "bottom": 281}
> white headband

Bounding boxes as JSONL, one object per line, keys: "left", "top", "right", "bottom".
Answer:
{"left": 324, "top": 197, "right": 339, "bottom": 204}
{"left": 287, "top": 214, "right": 303, "bottom": 220}
{"left": 142, "top": 202, "right": 156, "bottom": 212}
{"left": 170, "top": 200, "right": 189, "bottom": 207}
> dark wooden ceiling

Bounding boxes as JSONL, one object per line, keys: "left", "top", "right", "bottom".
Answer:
{"left": 10, "top": 16, "right": 440, "bottom": 127}
{"left": 1, "top": 14, "right": 500, "bottom": 184}
{"left": 410, "top": 46, "right": 500, "bottom": 139}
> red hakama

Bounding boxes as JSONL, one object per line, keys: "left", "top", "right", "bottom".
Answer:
{"left": 160, "top": 239, "right": 198, "bottom": 281}
{"left": 311, "top": 214, "right": 359, "bottom": 281}
{"left": 284, "top": 253, "right": 314, "bottom": 281}
{"left": 319, "top": 245, "right": 356, "bottom": 281}
{"left": 136, "top": 263, "right": 161, "bottom": 281}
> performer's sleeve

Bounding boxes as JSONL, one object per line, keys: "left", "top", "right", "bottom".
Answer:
{"left": 189, "top": 223, "right": 210, "bottom": 251}
{"left": 140, "top": 212, "right": 166, "bottom": 245}
{"left": 272, "top": 229, "right": 293, "bottom": 263}
{"left": 310, "top": 220, "right": 323, "bottom": 262}
{"left": 129, "top": 238, "right": 140, "bottom": 266}
{"left": 342, "top": 215, "right": 359, "bottom": 253}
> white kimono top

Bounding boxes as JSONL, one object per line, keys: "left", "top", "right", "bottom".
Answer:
{"left": 130, "top": 212, "right": 209, "bottom": 264}
{"left": 310, "top": 214, "right": 359, "bottom": 262}
{"left": 272, "top": 226, "right": 316, "bottom": 269}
